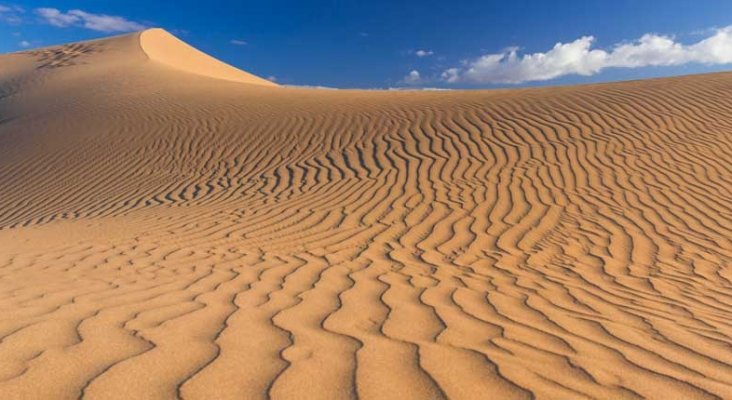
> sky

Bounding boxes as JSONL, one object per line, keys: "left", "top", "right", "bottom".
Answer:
{"left": 2, "top": 1, "right": 732, "bottom": 89}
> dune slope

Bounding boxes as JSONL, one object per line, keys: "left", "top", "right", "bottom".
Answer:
{"left": 1, "top": 29, "right": 732, "bottom": 399}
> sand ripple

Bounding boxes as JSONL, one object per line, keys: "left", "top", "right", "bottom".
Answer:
{"left": 1, "top": 30, "right": 732, "bottom": 399}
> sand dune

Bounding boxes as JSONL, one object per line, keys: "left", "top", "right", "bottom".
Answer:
{"left": 2, "top": 29, "right": 732, "bottom": 399}
{"left": 140, "top": 29, "right": 278, "bottom": 87}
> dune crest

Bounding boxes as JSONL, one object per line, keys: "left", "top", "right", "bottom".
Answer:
{"left": 2, "top": 31, "right": 732, "bottom": 399}
{"left": 140, "top": 28, "right": 277, "bottom": 86}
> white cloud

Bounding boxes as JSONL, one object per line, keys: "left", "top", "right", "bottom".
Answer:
{"left": 0, "top": 4, "right": 24, "bottom": 24}
{"left": 388, "top": 87, "right": 453, "bottom": 91}
{"left": 443, "top": 26, "right": 732, "bottom": 84}
{"left": 18, "top": 40, "right": 29, "bottom": 48}
{"left": 70, "top": 10, "right": 146, "bottom": 32}
{"left": 35, "top": 8, "right": 77, "bottom": 27}
{"left": 415, "top": 49, "right": 434, "bottom": 57}
{"left": 230, "top": 39, "right": 248, "bottom": 46}
{"left": 284, "top": 84, "right": 339, "bottom": 90}
{"left": 402, "top": 69, "right": 422, "bottom": 85}
{"left": 35, "top": 8, "right": 145, "bottom": 32}
{"left": 267, "top": 76, "right": 277, "bottom": 82}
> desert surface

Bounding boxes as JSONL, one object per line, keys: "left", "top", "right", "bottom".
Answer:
{"left": 1, "top": 29, "right": 732, "bottom": 399}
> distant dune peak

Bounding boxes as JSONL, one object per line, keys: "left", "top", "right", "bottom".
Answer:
{"left": 139, "top": 28, "right": 278, "bottom": 87}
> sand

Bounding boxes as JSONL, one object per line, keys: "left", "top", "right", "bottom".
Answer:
{"left": 1, "top": 29, "right": 732, "bottom": 399}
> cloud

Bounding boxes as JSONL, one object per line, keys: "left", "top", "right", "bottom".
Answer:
{"left": 18, "top": 40, "right": 30, "bottom": 48}
{"left": 0, "top": 5, "right": 12, "bottom": 14}
{"left": 0, "top": 4, "right": 24, "bottom": 24}
{"left": 415, "top": 49, "right": 434, "bottom": 57}
{"left": 284, "top": 84, "right": 339, "bottom": 90}
{"left": 267, "top": 76, "right": 277, "bottom": 82}
{"left": 402, "top": 70, "right": 422, "bottom": 85}
{"left": 230, "top": 39, "right": 248, "bottom": 46}
{"left": 35, "top": 8, "right": 145, "bottom": 32}
{"left": 35, "top": 8, "right": 77, "bottom": 27}
{"left": 443, "top": 26, "right": 732, "bottom": 84}
{"left": 387, "top": 87, "right": 453, "bottom": 91}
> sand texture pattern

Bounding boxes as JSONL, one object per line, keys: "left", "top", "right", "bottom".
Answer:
{"left": 2, "top": 30, "right": 732, "bottom": 399}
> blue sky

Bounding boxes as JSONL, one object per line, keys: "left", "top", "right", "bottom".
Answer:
{"left": 2, "top": 1, "right": 732, "bottom": 88}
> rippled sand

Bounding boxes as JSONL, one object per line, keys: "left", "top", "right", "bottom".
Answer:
{"left": 1, "top": 29, "right": 732, "bottom": 399}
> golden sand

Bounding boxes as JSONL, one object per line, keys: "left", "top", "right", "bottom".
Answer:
{"left": 1, "top": 29, "right": 732, "bottom": 399}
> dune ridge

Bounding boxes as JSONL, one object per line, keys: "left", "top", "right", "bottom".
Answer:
{"left": 139, "top": 29, "right": 278, "bottom": 87}
{"left": 1, "top": 30, "right": 732, "bottom": 399}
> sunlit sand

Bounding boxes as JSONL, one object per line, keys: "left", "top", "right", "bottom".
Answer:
{"left": 1, "top": 29, "right": 732, "bottom": 399}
